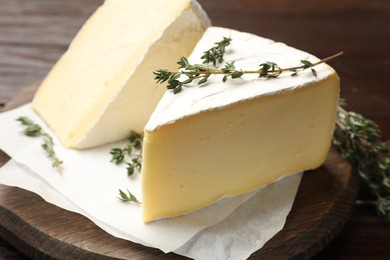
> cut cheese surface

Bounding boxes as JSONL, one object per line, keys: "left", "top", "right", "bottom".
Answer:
{"left": 142, "top": 27, "right": 339, "bottom": 222}
{"left": 32, "top": 0, "right": 210, "bottom": 149}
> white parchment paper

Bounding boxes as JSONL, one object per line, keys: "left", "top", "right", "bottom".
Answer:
{"left": 0, "top": 104, "right": 302, "bottom": 259}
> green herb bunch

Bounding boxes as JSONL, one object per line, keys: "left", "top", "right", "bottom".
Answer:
{"left": 334, "top": 101, "right": 390, "bottom": 219}
{"left": 16, "top": 116, "right": 63, "bottom": 173}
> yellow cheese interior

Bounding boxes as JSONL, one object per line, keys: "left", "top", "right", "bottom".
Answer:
{"left": 32, "top": 0, "right": 207, "bottom": 149}
{"left": 142, "top": 74, "right": 339, "bottom": 222}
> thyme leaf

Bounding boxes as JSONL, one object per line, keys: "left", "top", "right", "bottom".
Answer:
{"left": 109, "top": 131, "right": 143, "bottom": 170}
{"left": 126, "top": 157, "right": 142, "bottom": 176}
{"left": 201, "top": 37, "right": 232, "bottom": 65}
{"left": 118, "top": 189, "right": 141, "bottom": 204}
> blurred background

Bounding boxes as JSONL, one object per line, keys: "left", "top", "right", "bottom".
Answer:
{"left": 0, "top": 0, "right": 389, "bottom": 259}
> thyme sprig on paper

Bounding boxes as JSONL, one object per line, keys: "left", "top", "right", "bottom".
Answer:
{"left": 118, "top": 189, "right": 141, "bottom": 204}
{"left": 110, "top": 131, "right": 143, "bottom": 204}
{"left": 154, "top": 51, "right": 343, "bottom": 94}
{"left": 334, "top": 101, "right": 390, "bottom": 219}
{"left": 110, "top": 131, "right": 143, "bottom": 176}
{"left": 16, "top": 116, "right": 63, "bottom": 174}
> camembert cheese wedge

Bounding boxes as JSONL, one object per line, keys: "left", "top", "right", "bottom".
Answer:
{"left": 32, "top": 0, "right": 210, "bottom": 149}
{"left": 142, "top": 27, "right": 339, "bottom": 222}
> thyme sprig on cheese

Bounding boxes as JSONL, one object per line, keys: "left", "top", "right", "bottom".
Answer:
{"left": 154, "top": 52, "right": 343, "bottom": 94}
{"left": 201, "top": 36, "right": 232, "bottom": 65}
{"left": 16, "top": 116, "right": 63, "bottom": 174}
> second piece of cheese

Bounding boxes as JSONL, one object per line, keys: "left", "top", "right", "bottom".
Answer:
{"left": 32, "top": 0, "right": 210, "bottom": 149}
{"left": 142, "top": 27, "right": 339, "bottom": 222}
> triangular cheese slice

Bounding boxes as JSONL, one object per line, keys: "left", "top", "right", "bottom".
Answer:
{"left": 142, "top": 27, "right": 339, "bottom": 222}
{"left": 32, "top": 0, "right": 210, "bottom": 149}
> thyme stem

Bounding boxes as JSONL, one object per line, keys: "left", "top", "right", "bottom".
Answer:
{"left": 187, "top": 51, "right": 344, "bottom": 75}
{"left": 154, "top": 49, "right": 343, "bottom": 94}
{"left": 16, "top": 117, "right": 63, "bottom": 174}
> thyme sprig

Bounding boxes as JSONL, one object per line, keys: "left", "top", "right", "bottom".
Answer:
{"left": 154, "top": 51, "right": 343, "bottom": 94}
{"left": 111, "top": 131, "right": 143, "bottom": 204}
{"left": 110, "top": 131, "right": 143, "bottom": 176}
{"left": 118, "top": 189, "right": 141, "bottom": 204}
{"left": 334, "top": 101, "right": 390, "bottom": 219}
{"left": 126, "top": 158, "right": 142, "bottom": 176}
{"left": 201, "top": 37, "right": 232, "bottom": 65}
{"left": 16, "top": 116, "right": 63, "bottom": 174}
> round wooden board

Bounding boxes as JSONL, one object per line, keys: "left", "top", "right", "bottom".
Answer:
{"left": 0, "top": 85, "right": 359, "bottom": 260}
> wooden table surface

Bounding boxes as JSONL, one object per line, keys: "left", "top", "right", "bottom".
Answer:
{"left": 0, "top": 0, "right": 389, "bottom": 259}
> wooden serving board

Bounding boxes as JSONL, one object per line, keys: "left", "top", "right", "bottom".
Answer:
{"left": 0, "top": 85, "right": 359, "bottom": 259}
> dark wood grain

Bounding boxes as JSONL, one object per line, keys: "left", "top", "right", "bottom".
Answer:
{"left": 0, "top": 0, "right": 389, "bottom": 259}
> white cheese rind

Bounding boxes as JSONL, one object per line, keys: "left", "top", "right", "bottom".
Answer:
{"left": 145, "top": 27, "right": 336, "bottom": 132}
{"left": 142, "top": 27, "right": 339, "bottom": 222}
{"left": 32, "top": 0, "right": 210, "bottom": 149}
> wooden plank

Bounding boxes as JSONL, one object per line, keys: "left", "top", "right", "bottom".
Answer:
{"left": 0, "top": 0, "right": 104, "bottom": 46}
